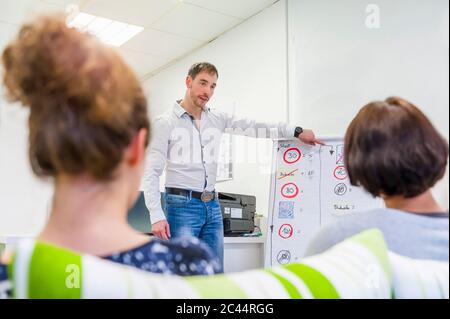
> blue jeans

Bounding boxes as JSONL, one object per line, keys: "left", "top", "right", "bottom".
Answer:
{"left": 164, "top": 192, "right": 224, "bottom": 270}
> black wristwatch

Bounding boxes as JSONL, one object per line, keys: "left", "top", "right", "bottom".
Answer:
{"left": 294, "top": 126, "right": 303, "bottom": 138}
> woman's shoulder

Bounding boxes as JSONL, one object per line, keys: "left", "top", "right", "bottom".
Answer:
{"left": 157, "top": 236, "right": 217, "bottom": 258}
{"left": 0, "top": 264, "right": 7, "bottom": 281}
{"left": 146, "top": 237, "right": 222, "bottom": 272}
{"left": 104, "top": 237, "right": 222, "bottom": 275}
{"left": 0, "top": 264, "right": 10, "bottom": 299}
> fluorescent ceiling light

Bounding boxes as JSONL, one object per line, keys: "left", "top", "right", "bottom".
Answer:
{"left": 67, "top": 12, "right": 144, "bottom": 47}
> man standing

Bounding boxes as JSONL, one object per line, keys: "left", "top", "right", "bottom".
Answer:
{"left": 143, "top": 62, "right": 322, "bottom": 269}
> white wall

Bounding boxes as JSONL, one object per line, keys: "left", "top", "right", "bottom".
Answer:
{"left": 142, "top": 0, "right": 289, "bottom": 217}
{"left": 1, "top": 0, "right": 447, "bottom": 237}
{"left": 0, "top": 0, "right": 287, "bottom": 237}
{"left": 0, "top": 97, "right": 53, "bottom": 237}
{"left": 288, "top": 0, "right": 449, "bottom": 208}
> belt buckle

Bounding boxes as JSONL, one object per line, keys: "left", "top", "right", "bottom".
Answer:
{"left": 201, "top": 191, "right": 214, "bottom": 202}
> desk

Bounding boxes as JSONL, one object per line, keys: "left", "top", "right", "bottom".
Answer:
{"left": 223, "top": 236, "right": 265, "bottom": 273}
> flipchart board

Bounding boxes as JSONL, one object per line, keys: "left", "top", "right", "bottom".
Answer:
{"left": 265, "top": 137, "right": 384, "bottom": 267}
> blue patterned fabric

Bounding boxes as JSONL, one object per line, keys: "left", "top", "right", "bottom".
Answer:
{"left": 0, "top": 264, "right": 7, "bottom": 281}
{"left": 0, "top": 264, "right": 10, "bottom": 298}
{"left": 165, "top": 194, "right": 224, "bottom": 270}
{"left": 103, "top": 236, "right": 222, "bottom": 276}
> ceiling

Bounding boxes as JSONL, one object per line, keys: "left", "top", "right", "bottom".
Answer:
{"left": 0, "top": 0, "right": 277, "bottom": 80}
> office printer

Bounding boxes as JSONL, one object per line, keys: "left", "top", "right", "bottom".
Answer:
{"left": 218, "top": 192, "right": 256, "bottom": 236}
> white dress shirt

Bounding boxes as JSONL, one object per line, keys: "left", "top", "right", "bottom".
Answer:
{"left": 143, "top": 101, "right": 296, "bottom": 223}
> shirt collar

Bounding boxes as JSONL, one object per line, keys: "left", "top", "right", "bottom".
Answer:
{"left": 173, "top": 100, "right": 210, "bottom": 118}
{"left": 173, "top": 101, "right": 186, "bottom": 118}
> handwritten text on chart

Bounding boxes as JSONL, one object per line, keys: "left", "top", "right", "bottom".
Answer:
{"left": 277, "top": 169, "right": 298, "bottom": 180}
{"left": 334, "top": 204, "right": 356, "bottom": 210}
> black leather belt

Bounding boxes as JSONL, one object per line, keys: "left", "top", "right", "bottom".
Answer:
{"left": 166, "top": 187, "right": 216, "bottom": 202}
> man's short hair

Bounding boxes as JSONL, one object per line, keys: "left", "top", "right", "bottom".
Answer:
{"left": 344, "top": 96, "right": 449, "bottom": 198}
{"left": 188, "top": 62, "right": 218, "bottom": 79}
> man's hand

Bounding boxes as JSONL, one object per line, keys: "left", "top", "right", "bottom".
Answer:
{"left": 298, "top": 129, "right": 325, "bottom": 146}
{"left": 152, "top": 220, "right": 171, "bottom": 240}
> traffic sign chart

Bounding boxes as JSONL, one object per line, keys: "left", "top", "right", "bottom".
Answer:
{"left": 266, "top": 138, "right": 383, "bottom": 267}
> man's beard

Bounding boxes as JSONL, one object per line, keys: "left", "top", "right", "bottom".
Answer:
{"left": 191, "top": 92, "right": 206, "bottom": 110}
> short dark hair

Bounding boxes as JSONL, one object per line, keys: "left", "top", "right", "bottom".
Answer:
{"left": 344, "top": 96, "right": 448, "bottom": 198}
{"left": 188, "top": 62, "right": 218, "bottom": 79}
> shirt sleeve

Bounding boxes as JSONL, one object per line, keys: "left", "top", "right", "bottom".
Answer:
{"left": 304, "top": 216, "right": 371, "bottom": 257}
{"left": 142, "top": 117, "right": 171, "bottom": 224}
{"left": 218, "top": 110, "right": 297, "bottom": 139}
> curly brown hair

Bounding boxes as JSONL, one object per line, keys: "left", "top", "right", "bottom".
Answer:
{"left": 2, "top": 15, "right": 150, "bottom": 181}
{"left": 345, "top": 96, "right": 448, "bottom": 198}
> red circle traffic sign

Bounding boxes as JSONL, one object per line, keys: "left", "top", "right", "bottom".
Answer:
{"left": 281, "top": 183, "right": 299, "bottom": 198}
{"left": 283, "top": 148, "right": 301, "bottom": 164}
{"left": 333, "top": 166, "right": 348, "bottom": 180}
{"left": 278, "top": 224, "right": 293, "bottom": 239}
